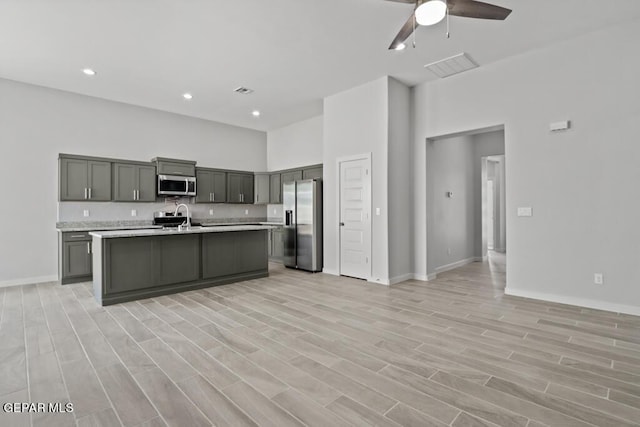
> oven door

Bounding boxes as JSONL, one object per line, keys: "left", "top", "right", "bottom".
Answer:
{"left": 157, "top": 175, "right": 196, "bottom": 196}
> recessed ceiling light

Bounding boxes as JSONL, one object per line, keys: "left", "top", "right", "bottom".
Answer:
{"left": 183, "top": 93, "right": 193, "bottom": 100}
{"left": 252, "top": 110, "right": 261, "bottom": 117}
{"left": 82, "top": 68, "right": 96, "bottom": 76}
{"left": 395, "top": 43, "right": 406, "bottom": 51}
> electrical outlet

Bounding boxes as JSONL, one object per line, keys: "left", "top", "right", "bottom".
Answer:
{"left": 273, "top": 208, "right": 277, "bottom": 215}
{"left": 245, "top": 209, "right": 249, "bottom": 215}
{"left": 209, "top": 209, "right": 214, "bottom": 216}
{"left": 131, "top": 209, "right": 137, "bottom": 217}
{"left": 594, "top": 273, "right": 604, "bottom": 285}
{"left": 83, "top": 210, "right": 90, "bottom": 217}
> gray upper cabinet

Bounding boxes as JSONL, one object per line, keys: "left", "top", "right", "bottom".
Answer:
{"left": 113, "top": 163, "right": 156, "bottom": 202}
{"left": 281, "top": 170, "right": 303, "bottom": 185}
{"left": 196, "top": 169, "right": 226, "bottom": 203}
{"left": 303, "top": 165, "right": 323, "bottom": 180}
{"left": 227, "top": 172, "right": 254, "bottom": 204}
{"left": 254, "top": 173, "right": 270, "bottom": 205}
{"left": 60, "top": 156, "right": 111, "bottom": 201}
{"left": 270, "top": 174, "right": 281, "bottom": 204}
{"left": 153, "top": 157, "right": 196, "bottom": 177}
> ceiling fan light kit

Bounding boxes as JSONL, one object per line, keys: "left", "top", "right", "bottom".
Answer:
{"left": 386, "top": 0, "right": 512, "bottom": 50}
{"left": 415, "top": 0, "right": 447, "bottom": 26}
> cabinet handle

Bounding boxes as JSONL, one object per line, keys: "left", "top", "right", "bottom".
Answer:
{"left": 88, "top": 188, "right": 92, "bottom": 199}
{"left": 212, "top": 192, "right": 215, "bottom": 202}
{"left": 137, "top": 190, "right": 140, "bottom": 200}
{"left": 87, "top": 242, "right": 91, "bottom": 254}
{"left": 84, "top": 188, "right": 88, "bottom": 199}
{"left": 70, "top": 234, "right": 85, "bottom": 238}
{"left": 209, "top": 193, "right": 212, "bottom": 202}
{"left": 133, "top": 190, "right": 136, "bottom": 200}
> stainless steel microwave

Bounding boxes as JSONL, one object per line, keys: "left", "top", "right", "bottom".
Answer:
{"left": 157, "top": 174, "right": 196, "bottom": 196}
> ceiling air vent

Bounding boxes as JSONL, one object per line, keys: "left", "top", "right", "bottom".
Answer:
{"left": 234, "top": 86, "right": 254, "bottom": 95}
{"left": 424, "top": 53, "right": 478, "bottom": 78}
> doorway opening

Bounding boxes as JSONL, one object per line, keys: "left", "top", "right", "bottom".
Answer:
{"left": 425, "top": 126, "right": 506, "bottom": 284}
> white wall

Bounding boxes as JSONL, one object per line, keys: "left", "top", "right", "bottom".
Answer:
{"left": 388, "top": 78, "right": 412, "bottom": 283}
{"left": 426, "top": 134, "right": 476, "bottom": 273}
{"left": 267, "top": 115, "right": 323, "bottom": 171}
{"left": 323, "top": 77, "right": 389, "bottom": 282}
{"left": 0, "top": 78, "right": 266, "bottom": 286}
{"left": 412, "top": 18, "right": 640, "bottom": 314}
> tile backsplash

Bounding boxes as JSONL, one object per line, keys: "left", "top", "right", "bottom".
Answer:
{"left": 58, "top": 199, "right": 268, "bottom": 222}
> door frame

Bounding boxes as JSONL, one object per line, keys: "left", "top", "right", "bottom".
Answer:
{"left": 336, "top": 153, "right": 372, "bottom": 280}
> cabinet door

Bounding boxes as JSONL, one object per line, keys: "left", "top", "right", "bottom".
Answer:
{"left": 212, "top": 171, "right": 227, "bottom": 202}
{"left": 136, "top": 165, "right": 157, "bottom": 202}
{"left": 269, "top": 174, "right": 281, "bottom": 204}
{"left": 88, "top": 160, "right": 112, "bottom": 201}
{"left": 281, "top": 170, "right": 302, "bottom": 185}
{"left": 272, "top": 229, "right": 285, "bottom": 259}
{"left": 157, "top": 161, "right": 195, "bottom": 176}
{"left": 156, "top": 235, "right": 200, "bottom": 285}
{"left": 241, "top": 174, "right": 254, "bottom": 204}
{"left": 254, "top": 174, "right": 270, "bottom": 205}
{"left": 236, "top": 231, "right": 268, "bottom": 273}
{"left": 60, "top": 158, "right": 88, "bottom": 201}
{"left": 107, "top": 237, "right": 156, "bottom": 293}
{"left": 196, "top": 169, "right": 214, "bottom": 203}
{"left": 303, "top": 166, "right": 323, "bottom": 180}
{"left": 113, "top": 163, "right": 137, "bottom": 201}
{"left": 202, "top": 232, "right": 238, "bottom": 278}
{"left": 226, "top": 174, "right": 243, "bottom": 203}
{"left": 63, "top": 241, "right": 92, "bottom": 277}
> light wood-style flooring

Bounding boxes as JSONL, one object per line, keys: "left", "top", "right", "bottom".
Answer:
{"left": 2, "top": 254, "right": 640, "bottom": 426}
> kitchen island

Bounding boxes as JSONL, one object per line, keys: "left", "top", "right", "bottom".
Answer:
{"left": 89, "top": 225, "right": 272, "bottom": 306}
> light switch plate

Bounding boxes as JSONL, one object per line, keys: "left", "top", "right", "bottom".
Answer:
{"left": 375, "top": 208, "right": 381, "bottom": 216}
{"left": 517, "top": 207, "right": 533, "bottom": 217}
{"left": 245, "top": 209, "right": 249, "bottom": 215}
{"left": 83, "top": 210, "right": 90, "bottom": 217}
{"left": 209, "top": 209, "right": 214, "bottom": 216}
{"left": 131, "top": 209, "right": 137, "bottom": 217}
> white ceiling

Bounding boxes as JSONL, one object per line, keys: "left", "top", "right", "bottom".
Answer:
{"left": 2, "top": 0, "right": 640, "bottom": 132}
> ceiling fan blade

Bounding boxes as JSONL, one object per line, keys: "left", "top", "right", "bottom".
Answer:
{"left": 448, "top": 0, "right": 511, "bottom": 20}
{"left": 388, "top": 12, "right": 416, "bottom": 50}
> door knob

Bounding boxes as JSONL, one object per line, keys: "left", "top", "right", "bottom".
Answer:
{"left": 340, "top": 222, "right": 345, "bottom": 226}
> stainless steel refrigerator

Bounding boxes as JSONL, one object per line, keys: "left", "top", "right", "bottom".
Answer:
{"left": 283, "top": 178, "right": 323, "bottom": 272}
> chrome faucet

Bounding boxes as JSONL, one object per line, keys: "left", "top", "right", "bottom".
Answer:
{"left": 174, "top": 203, "right": 191, "bottom": 231}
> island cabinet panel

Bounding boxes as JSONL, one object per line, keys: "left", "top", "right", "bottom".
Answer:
{"left": 202, "top": 233, "right": 238, "bottom": 278}
{"left": 237, "top": 231, "right": 268, "bottom": 273}
{"left": 95, "top": 229, "right": 269, "bottom": 305}
{"left": 156, "top": 235, "right": 201, "bottom": 285}
{"left": 106, "top": 237, "right": 156, "bottom": 293}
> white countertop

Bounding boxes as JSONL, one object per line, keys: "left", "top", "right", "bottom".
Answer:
{"left": 90, "top": 224, "right": 275, "bottom": 239}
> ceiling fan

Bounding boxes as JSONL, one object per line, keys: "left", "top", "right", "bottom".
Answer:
{"left": 386, "top": 0, "right": 512, "bottom": 50}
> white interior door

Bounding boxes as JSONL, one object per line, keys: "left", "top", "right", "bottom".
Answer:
{"left": 339, "top": 157, "right": 371, "bottom": 280}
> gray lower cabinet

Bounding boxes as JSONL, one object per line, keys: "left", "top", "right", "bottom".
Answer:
{"left": 59, "top": 232, "right": 92, "bottom": 284}
{"left": 254, "top": 173, "right": 270, "bottom": 204}
{"left": 60, "top": 157, "right": 111, "bottom": 201}
{"left": 227, "top": 173, "right": 254, "bottom": 204}
{"left": 269, "top": 174, "right": 281, "bottom": 204}
{"left": 196, "top": 169, "right": 227, "bottom": 203}
{"left": 113, "top": 163, "right": 156, "bottom": 202}
{"left": 94, "top": 230, "right": 268, "bottom": 305}
{"left": 267, "top": 227, "right": 284, "bottom": 262}
{"left": 156, "top": 235, "right": 201, "bottom": 285}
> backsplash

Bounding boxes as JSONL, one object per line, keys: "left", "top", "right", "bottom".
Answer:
{"left": 267, "top": 204, "right": 283, "bottom": 222}
{"left": 58, "top": 199, "right": 268, "bottom": 222}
